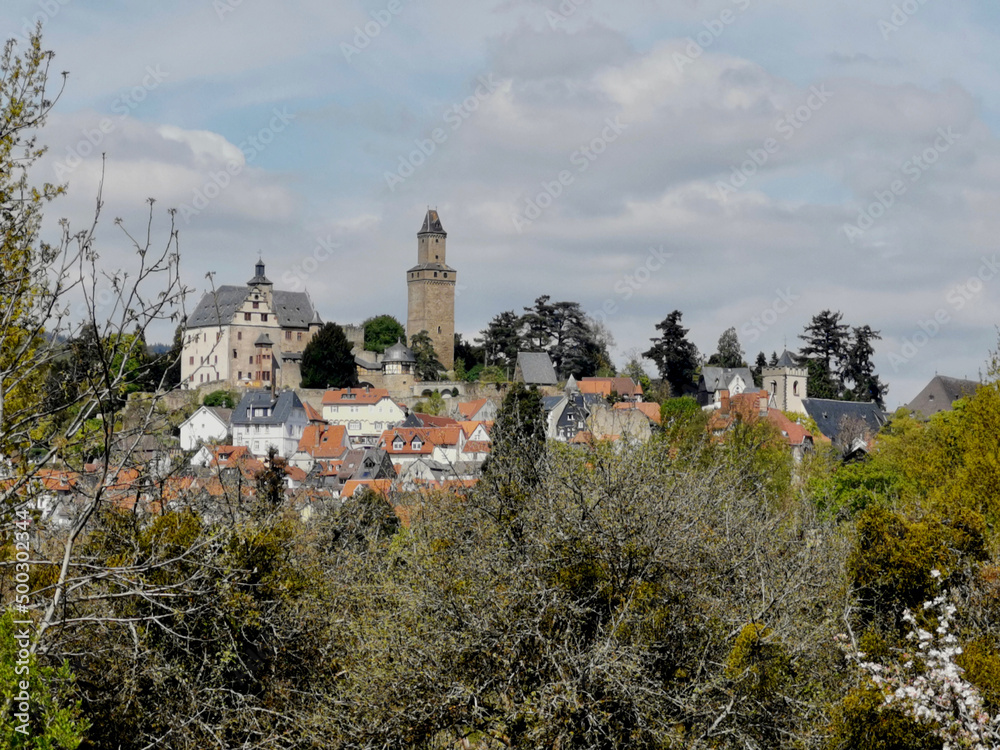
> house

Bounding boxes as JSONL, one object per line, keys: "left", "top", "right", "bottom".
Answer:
{"left": 906, "top": 375, "right": 980, "bottom": 418}
{"left": 321, "top": 386, "right": 406, "bottom": 446}
{"left": 231, "top": 390, "right": 309, "bottom": 458}
{"left": 290, "top": 424, "right": 351, "bottom": 473}
{"left": 698, "top": 367, "right": 758, "bottom": 407}
{"left": 706, "top": 390, "right": 814, "bottom": 461}
{"left": 179, "top": 406, "right": 231, "bottom": 451}
{"left": 379, "top": 426, "right": 465, "bottom": 470}
{"left": 181, "top": 260, "right": 323, "bottom": 389}
{"left": 354, "top": 339, "right": 420, "bottom": 396}
{"left": 543, "top": 391, "right": 606, "bottom": 442}
{"left": 337, "top": 448, "right": 396, "bottom": 486}
{"left": 457, "top": 398, "right": 498, "bottom": 422}
{"left": 515, "top": 351, "right": 558, "bottom": 386}
{"left": 577, "top": 377, "right": 644, "bottom": 402}
{"left": 801, "top": 398, "right": 887, "bottom": 444}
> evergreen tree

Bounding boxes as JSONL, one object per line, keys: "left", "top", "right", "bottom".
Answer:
{"left": 753, "top": 351, "right": 768, "bottom": 387}
{"left": 799, "top": 310, "right": 850, "bottom": 399}
{"left": 843, "top": 325, "right": 888, "bottom": 407}
{"left": 410, "top": 330, "right": 444, "bottom": 381}
{"left": 707, "top": 327, "right": 746, "bottom": 368}
{"left": 363, "top": 314, "right": 405, "bottom": 354}
{"left": 519, "top": 295, "right": 556, "bottom": 351}
{"left": 518, "top": 296, "right": 610, "bottom": 379}
{"left": 300, "top": 322, "right": 358, "bottom": 389}
{"left": 454, "top": 332, "right": 482, "bottom": 373}
{"left": 769, "top": 351, "right": 779, "bottom": 366}
{"left": 643, "top": 310, "right": 700, "bottom": 397}
{"left": 478, "top": 311, "right": 522, "bottom": 372}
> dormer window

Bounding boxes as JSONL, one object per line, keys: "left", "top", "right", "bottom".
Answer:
{"left": 412, "top": 439, "right": 423, "bottom": 450}
{"left": 393, "top": 438, "right": 404, "bottom": 451}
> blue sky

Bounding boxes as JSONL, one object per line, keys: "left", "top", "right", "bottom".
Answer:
{"left": 6, "top": 0, "right": 1000, "bottom": 406}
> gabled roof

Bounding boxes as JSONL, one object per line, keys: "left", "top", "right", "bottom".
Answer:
{"left": 765, "top": 409, "right": 813, "bottom": 447}
{"left": 297, "top": 424, "right": 350, "bottom": 459}
{"left": 179, "top": 405, "right": 231, "bottom": 430}
{"left": 322, "top": 387, "right": 391, "bottom": 406}
{"left": 458, "top": 398, "right": 489, "bottom": 419}
{"left": 801, "top": 398, "right": 887, "bottom": 442}
{"left": 517, "top": 351, "right": 558, "bottom": 385}
{"left": 579, "top": 377, "right": 644, "bottom": 398}
{"left": 700, "top": 367, "right": 755, "bottom": 392}
{"left": 906, "top": 375, "right": 981, "bottom": 418}
{"left": 231, "top": 390, "right": 304, "bottom": 426}
{"left": 186, "top": 286, "right": 317, "bottom": 329}
{"left": 408, "top": 413, "right": 458, "bottom": 428}
{"left": 613, "top": 402, "right": 661, "bottom": 425}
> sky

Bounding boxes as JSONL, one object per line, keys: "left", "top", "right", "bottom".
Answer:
{"left": 6, "top": 0, "right": 1000, "bottom": 408}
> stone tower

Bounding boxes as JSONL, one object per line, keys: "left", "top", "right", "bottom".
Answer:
{"left": 762, "top": 350, "right": 808, "bottom": 414}
{"left": 406, "top": 209, "right": 456, "bottom": 370}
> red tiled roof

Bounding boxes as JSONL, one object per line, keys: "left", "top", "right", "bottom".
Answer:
{"left": 463, "top": 441, "right": 491, "bottom": 454}
{"left": 341, "top": 478, "right": 393, "bottom": 499}
{"left": 765, "top": 409, "right": 813, "bottom": 447}
{"left": 322, "top": 387, "right": 391, "bottom": 405}
{"left": 412, "top": 413, "right": 458, "bottom": 427}
{"left": 458, "top": 398, "right": 489, "bottom": 419}
{"left": 579, "top": 377, "right": 643, "bottom": 397}
{"left": 297, "top": 424, "right": 350, "bottom": 459}
{"left": 613, "top": 402, "right": 661, "bottom": 425}
{"left": 303, "top": 402, "right": 325, "bottom": 423}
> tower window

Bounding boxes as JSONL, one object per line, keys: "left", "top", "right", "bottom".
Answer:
{"left": 434, "top": 272, "right": 438, "bottom": 277}
{"left": 793, "top": 381, "right": 799, "bottom": 396}
{"left": 438, "top": 326, "right": 442, "bottom": 333}
{"left": 237, "top": 332, "right": 242, "bottom": 340}
{"left": 444, "top": 272, "right": 448, "bottom": 278}
{"left": 261, "top": 314, "right": 268, "bottom": 322}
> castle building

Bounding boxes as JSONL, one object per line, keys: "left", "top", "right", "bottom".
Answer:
{"left": 181, "top": 260, "right": 322, "bottom": 389}
{"left": 762, "top": 350, "right": 808, "bottom": 414}
{"left": 407, "top": 210, "right": 456, "bottom": 370}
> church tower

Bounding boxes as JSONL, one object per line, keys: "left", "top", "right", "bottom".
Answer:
{"left": 406, "top": 209, "right": 456, "bottom": 370}
{"left": 762, "top": 350, "right": 808, "bottom": 414}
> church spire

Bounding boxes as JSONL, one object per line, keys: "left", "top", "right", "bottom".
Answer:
{"left": 418, "top": 208, "right": 446, "bottom": 236}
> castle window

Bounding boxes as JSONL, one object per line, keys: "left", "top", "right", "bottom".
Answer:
{"left": 253, "top": 302, "right": 260, "bottom": 309}
{"left": 261, "top": 314, "right": 268, "bottom": 322}
{"left": 233, "top": 349, "right": 237, "bottom": 359}
{"left": 262, "top": 371, "right": 270, "bottom": 381}
{"left": 793, "top": 381, "right": 799, "bottom": 396}
{"left": 249, "top": 356, "right": 254, "bottom": 364}
{"left": 238, "top": 332, "right": 242, "bottom": 340}
{"left": 244, "top": 313, "right": 251, "bottom": 321}
{"left": 238, "top": 371, "right": 242, "bottom": 380}
{"left": 437, "top": 326, "right": 442, "bottom": 333}
{"left": 444, "top": 272, "right": 448, "bottom": 277}
{"left": 285, "top": 331, "right": 292, "bottom": 340}
{"left": 297, "top": 332, "right": 302, "bottom": 341}
{"left": 770, "top": 381, "right": 777, "bottom": 395}
{"left": 189, "top": 356, "right": 194, "bottom": 365}
{"left": 434, "top": 272, "right": 438, "bottom": 277}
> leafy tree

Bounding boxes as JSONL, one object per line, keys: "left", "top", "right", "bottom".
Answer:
{"left": 799, "top": 310, "right": 849, "bottom": 399}
{"left": 477, "top": 310, "right": 521, "bottom": 372}
{"left": 707, "top": 326, "right": 746, "bottom": 368}
{"left": 410, "top": 329, "right": 444, "bottom": 381}
{"left": 300, "top": 322, "right": 358, "bottom": 389}
{"left": 643, "top": 310, "right": 700, "bottom": 397}
{"left": 413, "top": 391, "right": 445, "bottom": 415}
{"left": 620, "top": 353, "right": 652, "bottom": 394}
{"left": 203, "top": 389, "right": 238, "bottom": 409}
{"left": 362, "top": 314, "right": 405, "bottom": 354}
{"left": 843, "top": 325, "right": 887, "bottom": 407}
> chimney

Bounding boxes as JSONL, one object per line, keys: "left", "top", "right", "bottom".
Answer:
{"left": 759, "top": 390, "right": 769, "bottom": 416}
{"left": 719, "top": 389, "right": 730, "bottom": 415}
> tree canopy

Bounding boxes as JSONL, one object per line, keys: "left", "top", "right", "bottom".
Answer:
{"left": 643, "top": 310, "right": 700, "bottom": 397}
{"left": 410, "top": 329, "right": 444, "bottom": 381}
{"left": 300, "top": 322, "right": 358, "bottom": 389}
{"left": 363, "top": 314, "right": 405, "bottom": 354}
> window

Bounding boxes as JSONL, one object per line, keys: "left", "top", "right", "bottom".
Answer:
{"left": 244, "top": 313, "right": 251, "bottom": 321}
{"left": 238, "top": 332, "right": 242, "bottom": 340}
{"left": 393, "top": 438, "right": 404, "bottom": 450}
{"left": 438, "top": 326, "right": 442, "bottom": 333}
{"left": 189, "top": 356, "right": 194, "bottom": 365}
{"left": 214, "top": 355, "right": 218, "bottom": 365}
{"left": 443, "top": 272, "right": 448, "bottom": 278}
{"left": 233, "top": 349, "right": 238, "bottom": 359}
{"left": 297, "top": 332, "right": 302, "bottom": 341}
{"left": 792, "top": 381, "right": 799, "bottom": 396}
{"left": 433, "top": 272, "right": 438, "bottom": 277}
{"left": 238, "top": 371, "right": 242, "bottom": 380}
{"left": 412, "top": 439, "right": 423, "bottom": 450}
{"left": 285, "top": 331, "right": 291, "bottom": 340}
{"left": 262, "top": 371, "right": 270, "bottom": 381}
{"left": 216, "top": 332, "right": 222, "bottom": 342}
{"left": 349, "top": 421, "right": 361, "bottom": 431}
{"left": 253, "top": 302, "right": 260, "bottom": 309}
{"left": 261, "top": 314, "right": 268, "bottom": 322}
{"left": 249, "top": 356, "right": 254, "bottom": 364}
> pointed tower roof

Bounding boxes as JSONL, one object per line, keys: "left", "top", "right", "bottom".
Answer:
{"left": 776, "top": 350, "right": 801, "bottom": 368}
{"left": 248, "top": 258, "right": 272, "bottom": 286}
{"left": 254, "top": 332, "right": 274, "bottom": 347}
{"left": 418, "top": 209, "right": 446, "bottom": 236}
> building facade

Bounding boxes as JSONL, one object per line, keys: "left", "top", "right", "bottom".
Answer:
{"left": 762, "top": 351, "right": 809, "bottom": 414}
{"left": 406, "top": 210, "right": 456, "bottom": 370}
{"left": 181, "top": 260, "right": 323, "bottom": 389}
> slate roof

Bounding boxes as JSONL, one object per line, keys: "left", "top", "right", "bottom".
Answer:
{"left": 419, "top": 209, "right": 446, "bottom": 235}
{"left": 700, "top": 367, "right": 755, "bottom": 392}
{"left": 231, "top": 390, "right": 304, "bottom": 427}
{"left": 384, "top": 339, "right": 416, "bottom": 363}
{"left": 801, "top": 398, "right": 887, "bottom": 442}
{"left": 906, "top": 375, "right": 980, "bottom": 418}
{"left": 775, "top": 350, "right": 802, "bottom": 368}
{"left": 186, "top": 286, "right": 317, "bottom": 329}
{"left": 517, "top": 351, "right": 558, "bottom": 385}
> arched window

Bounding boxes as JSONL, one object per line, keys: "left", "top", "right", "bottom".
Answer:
{"left": 792, "top": 381, "right": 799, "bottom": 396}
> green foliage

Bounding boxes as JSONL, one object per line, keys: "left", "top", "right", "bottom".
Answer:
{"left": 477, "top": 310, "right": 521, "bottom": 372}
{"left": 726, "top": 622, "right": 792, "bottom": 699}
{"left": 478, "top": 364, "right": 506, "bottom": 383}
{"left": 957, "top": 638, "right": 1000, "bottom": 709}
{"left": 362, "top": 314, "right": 405, "bottom": 354}
{"left": 827, "top": 686, "right": 942, "bottom": 750}
{"left": 643, "top": 310, "right": 700, "bottom": 397}
{"left": 707, "top": 326, "right": 746, "bottom": 368}
{"left": 410, "top": 329, "right": 444, "bottom": 381}
{"left": 300, "top": 322, "right": 358, "bottom": 389}
{"left": 413, "top": 391, "right": 445, "bottom": 416}
{"left": 203, "top": 389, "right": 238, "bottom": 409}
{"left": 848, "top": 506, "right": 988, "bottom": 626}
{"left": 0, "top": 611, "right": 88, "bottom": 749}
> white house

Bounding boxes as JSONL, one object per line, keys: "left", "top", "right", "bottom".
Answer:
{"left": 179, "top": 406, "right": 232, "bottom": 451}
{"left": 322, "top": 386, "right": 406, "bottom": 446}
{"left": 231, "top": 390, "right": 309, "bottom": 458}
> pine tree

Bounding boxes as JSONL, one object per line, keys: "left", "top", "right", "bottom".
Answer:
{"left": 753, "top": 351, "right": 767, "bottom": 387}
{"left": 843, "top": 325, "right": 887, "bottom": 407}
{"left": 643, "top": 311, "right": 700, "bottom": 397}
{"left": 799, "top": 310, "right": 850, "bottom": 399}
{"left": 477, "top": 311, "right": 522, "bottom": 371}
